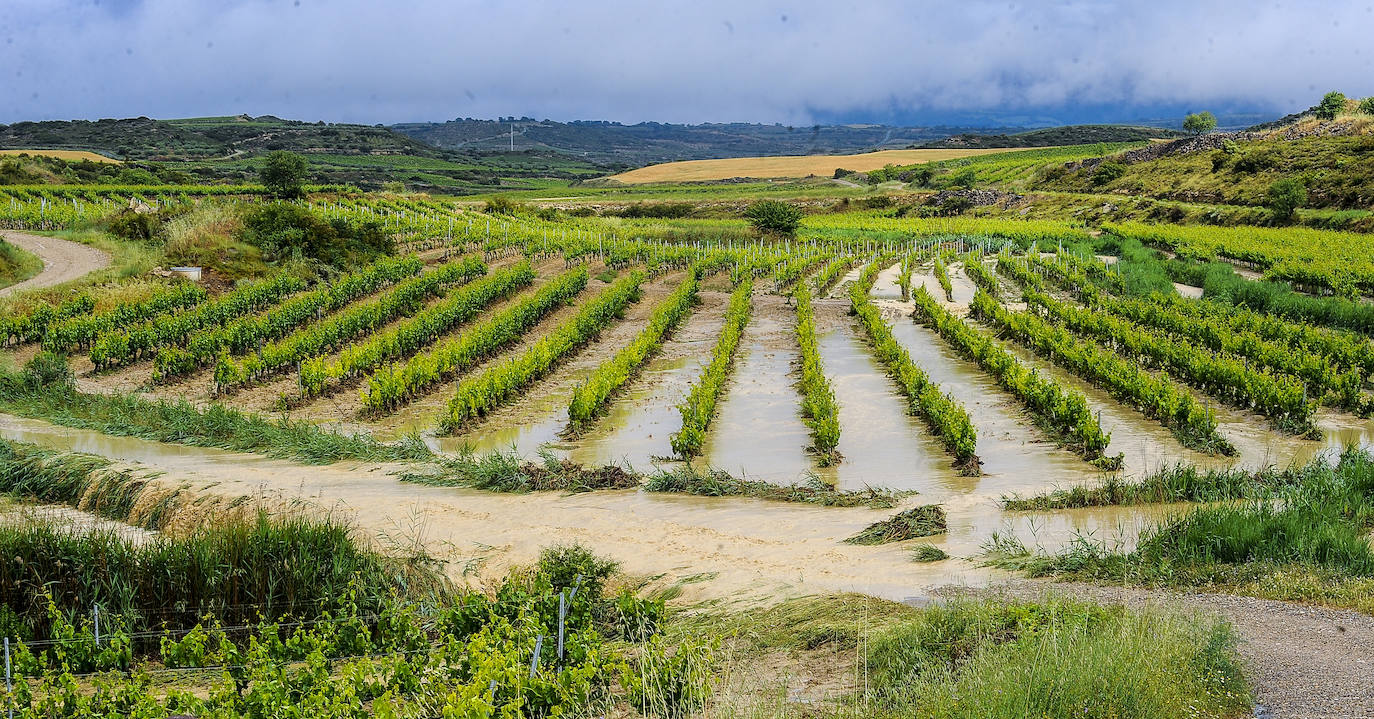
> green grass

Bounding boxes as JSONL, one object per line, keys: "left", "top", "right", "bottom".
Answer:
{"left": 845, "top": 505, "right": 948, "bottom": 544}
{"left": 910, "top": 544, "right": 950, "bottom": 562}
{"left": 863, "top": 598, "right": 1249, "bottom": 718}
{"left": 645, "top": 464, "right": 909, "bottom": 508}
{"left": 1042, "top": 133, "right": 1374, "bottom": 218}
{"left": 671, "top": 594, "right": 1249, "bottom": 719}
{"left": 399, "top": 447, "right": 641, "bottom": 493}
{"left": 989, "top": 447, "right": 1374, "bottom": 612}
{"left": 0, "top": 371, "right": 430, "bottom": 465}
{"left": 0, "top": 237, "right": 42, "bottom": 289}
{"left": 1001, "top": 462, "right": 1304, "bottom": 511}
{"left": 0, "top": 510, "right": 444, "bottom": 641}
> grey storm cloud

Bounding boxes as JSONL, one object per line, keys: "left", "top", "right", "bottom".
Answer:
{"left": 1, "top": 0, "right": 1372, "bottom": 124}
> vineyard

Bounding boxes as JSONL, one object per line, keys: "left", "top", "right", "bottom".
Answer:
{"left": 5, "top": 196, "right": 1369, "bottom": 491}
{"left": 3, "top": 188, "right": 1372, "bottom": 719}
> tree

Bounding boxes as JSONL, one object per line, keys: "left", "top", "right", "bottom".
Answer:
{"left": 1315, "top": 91, "right": 1346, "bottom": 120}
{"left": 1182, "top": 111, "right": 1217, "bottom": 135}
{"left": 1266, "top": 178, "right": 1307, "bottom": 221}
{"left": 744, "top": 200, "right": 802, "bottom": 235}
{"left": 1358, "top": 97, "right": 1374, "bottom": 116}
{"left": 259, "top": 151, "right": 308, "bottom": 198}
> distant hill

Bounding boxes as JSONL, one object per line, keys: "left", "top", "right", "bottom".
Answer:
{"left": 390, "top": 119, "right": 1015, "bottom": 166}
{"left": 0, "top": 115, "right": 611, "bottom": 193}
{"left": 918, "top": 125, "right": 1187, "bottom": 149}
{"left": 0, "top": 115, "right": 436, "bottom": 161}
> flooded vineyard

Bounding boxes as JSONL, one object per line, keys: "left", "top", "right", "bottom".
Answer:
{"left": 6, "top": 246, "right": 1370, "bottom": 604}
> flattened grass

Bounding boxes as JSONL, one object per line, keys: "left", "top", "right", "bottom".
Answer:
{"left": 846, "top": 505, "right": 947, "bottom": 544}
{"left": 646, "top": 464, "right": 910, "bottom": 508}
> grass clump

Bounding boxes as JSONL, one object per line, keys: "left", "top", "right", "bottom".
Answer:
{"left": 0, "top": 237, "right": 42, "bottom": 289}
{"left": 1002, "top": 462, "right": 1304, "bottom": 510}
{"left": 846, "top": 504, "right": 947, "bottom": 544}
{"left": 402, "top": 447, "right": 641, "bottom": 493}
{"left": 0, "top": 511, "right": 443, "bottom": 641}
{"left": 990, "top": 448, "right": 1374, "bottom": 611}
{"left": 645, "top": 464, "right": 909, "bottom": 508}
{"left": 864, "top": 598, "right": 1249, "bottom": 718}
{"left": 910, "top": 544, "right": 950, "bottom": 562}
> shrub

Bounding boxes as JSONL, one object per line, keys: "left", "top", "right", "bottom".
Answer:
{"left": 905, "top": 165, "right": 935, "bottom": 187}
{"left": 21, "top": 351, "right": 73, "bottom": 390}
{"left": 833, "top": 167, "right": 851, "bottom": 179}
{"left": 616, "top": 202, "right": 694, "bottom": 219}
{"left": 484, "top": 195, "right": 521, "bottom": 215}
{"left": 1315, "top": 91, "right": 1347, "bottom": 120}
{"left": 241, "top": 201, "right": 392, "bottom": 265}
{"left": 105, "top": 210, "right": 162, "bottom": 242}
{"left": 1233, "top": 150, "right": 1278, "bottom": 173}
{"left": 1360, "top": 97, "right": 1374, "bottom": 116}
{"left": 1210, "top": 150, "right": 1231, "bottom": 172}
{"left": 1091, "top": 161, "right": 1127, "bottom": 185}
{"left": 1266, "top": 177, "right": 1308, "bottom": 221}
{"left": 947, "top": 167, "right": 977, "bottom": 189}
{"left": 537, "top": 543, "right": 619, "bottom": 603}
{"left": 743, "top": 199, "right": 802, "bottom": 235}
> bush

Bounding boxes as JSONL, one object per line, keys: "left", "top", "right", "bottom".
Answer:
{"left": 537, "top": 543, "right": 619, "bottom": 603}
{"left": 1210, "top": 150, "right": 1231, "bottom": 172}
{"left": 905, "top": 165, "right": 935, "bottom": 187}
{"left": 1091, "top": 162, "right": 1127, "bottom": 185}
{"left": 616, "top": 202, "right": 694, "bottom": 219}
{"left": 743, "top": 200, "right": 802, "bottom": 235}
{"left": 241, "top": 202, "right": 392, "bottom": 265}
{"left": 833, "top": 167, "right": 851, "bottom": 179}
{"left": 21, "top": 351, "right": 73, "bottom": 390}
{"left": 484, "top": 195, "right": 521, "bottom": 215}
{"left": 1266, "top": 177, "right": 1308, "bottom": 221}
{"left": 947, "top": 167, "right": 977, "bottom": 189}
{"left": 105, "top": 210, "right": 162, "bottom": 242}
{"left": 1360, "top": 97, "right": 1374, "bottom": 116}
{"left": 1233, "top": 150, "right": 1278, "bottom": 173}
{"left": 1316, "top": 91, "right": 1347, "bottom": 120}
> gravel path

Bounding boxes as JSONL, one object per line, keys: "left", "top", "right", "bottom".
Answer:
{"left": 940, "top": 580, "right": 1374, "bottom": 719}
{"left": 0, "top": 230, "right": 111, "bottom": 297}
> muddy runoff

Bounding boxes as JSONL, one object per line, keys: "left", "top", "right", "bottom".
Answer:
{"left": 0, "top": 411, "right": 1190, "bottom": 605}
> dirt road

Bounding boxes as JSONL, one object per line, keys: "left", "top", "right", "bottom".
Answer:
{"left": 0, "top": 231, "right": 111, "bottom": 297}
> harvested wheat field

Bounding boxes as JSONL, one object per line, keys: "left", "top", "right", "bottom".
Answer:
{"left": 0, "top": 148, "right": 121, "bottom": 163}
{"left": 608, "top": 147, "right": 1033, "bottom": 183}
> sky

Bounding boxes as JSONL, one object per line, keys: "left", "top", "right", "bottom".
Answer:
{"left": 2, "top": 0, "right": 1372, "bottom": 128}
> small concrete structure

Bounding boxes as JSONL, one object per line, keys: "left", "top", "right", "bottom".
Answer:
{"left": 170, "top": 266, "right": 203, "bottom": 282}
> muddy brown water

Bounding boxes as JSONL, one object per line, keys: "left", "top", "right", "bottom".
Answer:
{"left": 0, "top": 411, "right": 1189, "bottom": 604}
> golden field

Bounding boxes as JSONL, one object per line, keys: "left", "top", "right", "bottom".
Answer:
{"left": 0, "top": 148, "right": 120, "bottom": 163}
{"left": 608, "top": 147, "right": 1028, "bottom": 183}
